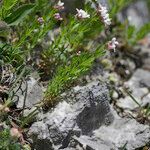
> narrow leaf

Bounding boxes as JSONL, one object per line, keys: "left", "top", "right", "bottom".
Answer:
{"left": 4, "top": 4, "right": 35, "bottom": 26}
{"left": 3, "top": 0, "right": 19, "bottom": 11}
{"left": 136, "top": 23, "right": 150, "bottom": 40}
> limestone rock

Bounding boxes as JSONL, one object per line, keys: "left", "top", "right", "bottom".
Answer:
{"left": 117, "top": 69, "right": 150, "bottom": 110}
{"left": 29, "top": 81, "right": 150, "bottom": 150}
{"left": 118, "top": 0, "right": 150, "bottom": 28}
{"left": 29, "top": 81, "right": 113, "bottom": 149}
{"left": 13, "top": 77, "right": 43, "bottom": 109}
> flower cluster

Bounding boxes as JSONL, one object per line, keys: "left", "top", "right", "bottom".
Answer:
{"left": 97, "top": 4, "right": 111, "bottom": 26}
{"left": 53, "top": 1, "right": 64, "bottom": 21}
{"left": 54, "top": 13, "right": 63, "bottom": 21}
{"left": 76, "top": 9, "right": 90, "bottom": 19}
{"left": 54, "top": 0, "right": 64, "bottom": 10}
{"left": 107, "top": 37, "right": 119, "bottom": 52}
{"left": 37, "top": 17, "right": 44, "bottom": 24}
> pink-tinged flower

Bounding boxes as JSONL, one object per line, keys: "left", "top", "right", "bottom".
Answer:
{"left": 37, "top": 17, "right": 44, "bottom": 24}
{"left": 97, "top": 4, "right": 111, "bottom": 26}
{"left": 107, "top": 37, "right": 119, "bottom": 52}
{"left": 10, "top": 128, "right": 21, "bottom": 138}
{"left": 76, "top": 9, "right": 90, "bottom": 19}
{"left": 4, "top": 107, "right": 10, "bottom": 112}
{"left": 54, "top": 13, "right": 63, "bottom": 21}
{"left": 54, "top": 0, "right": 64, "bottom": 10}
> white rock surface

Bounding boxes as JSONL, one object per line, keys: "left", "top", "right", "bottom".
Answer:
{"left": 117, "top": 69, "right": 150, "bottom": 110}
{"left": 29, "top": 81, "right": 150, "bottom": 150}
{"left": 13, "top": 77, "right": 43, "bottom": 109}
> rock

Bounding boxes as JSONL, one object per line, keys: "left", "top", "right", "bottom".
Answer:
{"left": 29, "top": 81, "right": 150, "bottom": 150}
{"left": 143, "top": 58, "right": 150, "bottom": 71}
{"left": 62, "top": 0, "right": 85, "bottom": 14}
{"left": 118, "top": 0, "right": 150, "bottom": 28}
{"left": 97, "top": 0, "right": 107, "bottom": 5}
{"left": 117, "top": 69, "right": 150, "bottom": 110}
{"left": 69, "top": 111, "right": 150, "bottom": 150}
{"left": 142, "top": 94, "right": 150, "bottom": 107}
{"left": 29, "top": 81, "right": 114, "bottom": 149}
{"left": 139, "top": 35, "right": 150, "bottom": 70}
{"left": 13, "top": 77, "right": 43, "bottom": 109}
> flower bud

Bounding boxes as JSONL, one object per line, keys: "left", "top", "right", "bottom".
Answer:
{"left": 54, "top": 13, "right": 63, "bottom": 21}
{"left": 10, "top": 128, "right": 21, "bottom": 138}
{"left": 37, "top": 17, "right": 44, "bottom": 24}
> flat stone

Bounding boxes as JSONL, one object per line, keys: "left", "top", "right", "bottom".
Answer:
{"left": 126, "top": 69, "right": 150, "bottom": 89}
{"left": 29, "top": 81, "right": 113, "bottom": 149}
{"left": 142, "top": 94, "right": 150, "bottom": 107}
{"left": 71, "top": 112, "right": 150, "bottom": 150}
{"left": 29, "top": 81, "right": 150, "bottom": 150}
{"left": 13, "top": 77, "right": 43, "bottom": 109}
{"left": 117, "top": 69, "right": 150, "bottom": 110}
{"left": 118, "top": 0, "right": 150, "bottom": 28}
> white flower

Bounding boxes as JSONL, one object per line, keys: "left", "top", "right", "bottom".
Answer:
{"left": 107, "top": 37, "right": 119, "bottom": 52}
{"left": 98, "top": 4, "right": 111, "bottom": 26}
{"left": 57, "top": 0, "right": 64, "bottom": 7}
{"left": 76, "top": 9, "right": 90, "bottom": 19}
{"left": 54, "top": 0, "right": 64, "bottom": 10}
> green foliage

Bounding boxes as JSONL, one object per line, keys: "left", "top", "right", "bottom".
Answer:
{"left": 0, "top": 21, "right": 10, "bottom": 40}
{"left": 4, "top": 4, "right": 35, "bottom": 26}
{"left": 0, "top": 129, "right": 21, "bottom": 150}
{"left": 14, "top": 3, "right": 55, "bottom": 50}
{"left": 136, "top": 23, "right": 150, "bottom": 41}
{"left": 0, "top": 0, "right": 19, "bottom": 18}
{"left": 44, "top": 46, "right": 105, "bottom": 105}
{"left": 41, "top": 4, "right": 103, "bottom": 79}
{"left": 0, "top": 44, "right": 24, "bottom": 67}
{"left": 0, "top": 0, "right": 149, "bottom": 146}
{"left": 112, "top": 20, "right": 150, "bottom": 47}
{"left": 144, "top": 105, "right": 150, "bottom": 117}
{"left": 2, "top": 0, "right": 19, "bottom": 10}
{"left": 2, "top": 0, "right": 147, "bottom": 148}
{"left": 125, "top": 23, "right": 150, "bottom": 45}
{"left": 0, "top": 0, "right": 35, "bottom": 26}
{"left": 1, "top": 0, "right": 148, "bottom": 109}
{"left": 108, "top": 0, "right": 132, "bottom": 18}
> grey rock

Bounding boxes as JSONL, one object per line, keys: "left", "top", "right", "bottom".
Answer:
{"left": 142, "top": 93, "right": 150, "bottom": 107}
{"left": 62, "top": 0, "right": 85, "bottom": 13}
{"left": 29, "top": 81, "right": 150, "bottom": 150}
{"left": 29, "top": 81, "right": 113, "bottom": 149}
{"left": 140, "top": 35, "right": 150, "bottom": 70}
{"left": 13, "top": 77, "right": 43, "bottom": 109}
{"left": 97, "top": 0, "right": 107, "bottom": 5}
{"left": 70, "top": 111, "right": 150, "bottom": 150}
{"left": 117, "top": 69, "right": 150, "bottom": 110}
{"left": 118, "top": 0, "right": 150, "bottom": 28}
{"left": 143, "top": 58, "right": 150, "bottom": 71}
